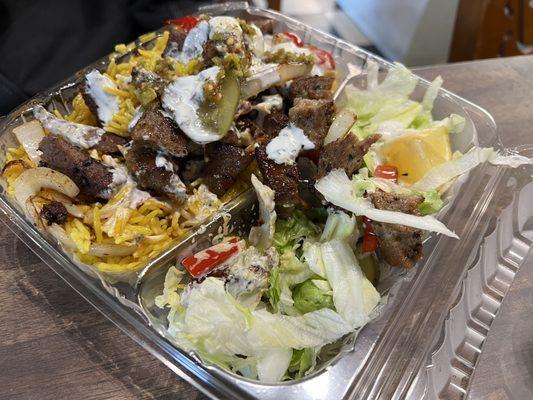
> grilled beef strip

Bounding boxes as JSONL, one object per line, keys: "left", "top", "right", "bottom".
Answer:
{"left": 368, "top": 191, "right": 424, "bottom": 269}
{"left": 40, "top": 201, "right": 68, "bottom": 225}
{"left": 289, "top": 76, "right": 334, "bottom": 102}
{"left": 202, "top": 142, "right": 254, "bottom": 197}
{"left": 124, "top": 140, "right": 186, "bottom": 202}
{"left": 288, "top": 98, "right": 335, "bottom": 149}
{"left": 130, "top": 109, "right": 188, "bottom": 157}
{"left": 317, "top": 133, "right": 381, "bottom": 178}
{"left": 38, "top": 135, "right": 113, "bottom": 199}
{"left": 92, "top": 132, "right": 128, "bottom": 155}
{"left": 254, "top": 146, "right": 300, "bottom": 218}
{"left": 262, "top": 110, "right": 289, "bottom": 137}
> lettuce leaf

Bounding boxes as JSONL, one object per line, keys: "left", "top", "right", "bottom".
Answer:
{"left": 315, "top": 169, "right": 457, "bottom": 237}
{"left": 268, "top": 250, "right": 315, "bottom": 314}
{"left": 412, "top": 147, "right": 533, "bottom": 191}
{"left": 293, "top": 279, "right": 334, "bottom": 314}
{"left": 273, "top": 210, "right": 320, "bottom": 254}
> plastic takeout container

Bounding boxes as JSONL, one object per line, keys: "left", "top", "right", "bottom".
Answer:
{"left": 1, "top": 2, "right": 532, "bottom": 399}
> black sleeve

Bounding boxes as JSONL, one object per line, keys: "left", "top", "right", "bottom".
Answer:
{"left": 0, "top": 0, "right": 205, "bottom": 115}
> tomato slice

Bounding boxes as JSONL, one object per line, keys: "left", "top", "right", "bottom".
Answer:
{"left": 309, "top": 47, "right": 336, "bottom": 70}
{"left": 361, "top": 216, "right": 378, "bottom": 253}
{"left": 374, "top": 165, "right": 398, "bottom": 182}
{"left": 181, "top": 238, "right": 240, "bottom": 278}
{"left": 164, "top": 15, "right": 199, "bottom": 32}
{"left": 281, "top": 32, "right": 304, "bottom": 47}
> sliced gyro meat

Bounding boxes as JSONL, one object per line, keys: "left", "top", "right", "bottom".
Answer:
{"left": 317, "top": 133, "right": 381, "bottom": 178}
{"left": 202, "top": 142, "right": 254, "bottom": 197}
{"left": 166, "top": 20, "right": 210, "bottom": 62}
{"left": 164, "top": 24, "right": 188, "bottom": 55}
{"left": 82, "top": 70, "right": 120, "bottom": 127}
{"left": 255, "top": 145, "right": 300, "bottom": 217}
{"left": 131, "top": 109, "right": 188, "bottom": 158}
{"left": 289, "top": 76, "right": 334, "bottom": 101}
{"left": 368, "top": 191, "right": 424, "bottom": 269}
{"left": 125, "top": 141, "right": 187, "bottom": 202}
{"left": 40, "top": 201, "right": 68, "bottom": 225}
{"left": 33, "top": 105, "right": 104, "bottom": 149}
{"left": 222, "top": 118, "right": 264, "bottom": 147}
{"left": 262, "top": 110, "right": 289, "bottom": 138}
{"left": 38, "top": 135, "right": 114, "bottom": 199}
{"left": 288, "top": 98, "right": 335, "bottom": 149}
{"left": 92, "top": 132, "right": 129, "bottom": 155}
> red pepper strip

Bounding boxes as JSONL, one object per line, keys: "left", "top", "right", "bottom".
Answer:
{"left": 374, "top": 165, "right": 398, "bottom": 183}
{"left": 182, "top": 238, "right": 240, "bottom": 278}
{"left": 361, "top": 216, "right": 378, "bottom": 253}
{"left": 164, "top": 15, "right": 199, "bottom": 32}
{"left": 282, "top": 32, "right": 304, "bottom": 47}
{"left": 309, "top": 47, "right": 336, "bottom": 70}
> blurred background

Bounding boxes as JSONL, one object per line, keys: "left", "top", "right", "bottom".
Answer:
{"left": 1, "top": 0, "right": 532, "bottom": 115}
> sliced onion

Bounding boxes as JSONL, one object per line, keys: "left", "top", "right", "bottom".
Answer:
{"left": 26, "top": 198, "right": 45, "bottom": 231}
{"left": 47, "top": 223, "right": 137, "bottom": 257}
{"left": 63, "top": 203, "right": 85, "bottom": 218}
{"left": 87, "top": 243, "right": 137, "bottom": 257}
{"left": 12, "top": 120, "right": 45, "bottom": 166}
{"left": 241, "top": 63, "right": 312, "bottom": 99}
{"left": 324, "top": 109, "right": 357, "bottom": 145}
{"left": 14, "top": 167, "right": 80, "bottom": 214}
{"left": 47, "top": 223, "right": 77, "bottom": 250}
{"left": 2, "top": 159, "right": 29, "bottom": 175}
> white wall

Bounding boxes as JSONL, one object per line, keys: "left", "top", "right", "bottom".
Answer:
{"left": 337, "top": 0, "right": 460, "bottom": 66}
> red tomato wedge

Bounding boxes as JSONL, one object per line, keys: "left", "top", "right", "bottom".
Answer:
{"left": 374, "top": 165, "right": 398, "bottom": 182}
{"left": 281, "top": 32, "right": 304, "bottom": 47}
{"left": 361, "top": 216, "right": 378, "bottom": 253}
{"left": 164, "top": 15, "right": 199, "bottom": 32}
{"left": 309, "top": 47, "right": 336, "bottom": 70}
{"left": 181, "top": 238, "right": 240, "bottom": 278}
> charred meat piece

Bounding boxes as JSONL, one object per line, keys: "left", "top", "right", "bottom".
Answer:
{"left": 289, "top": 98, "right": 335, "bottom": 149}
{"left": 202, "top": 40, "right": 218, "bottom": 62}
{"left": 40, "top": 201, "right": 68, "bottom": 225}
{"left": 39, "top": 135, "right": 113, "bottom": 199}
{"left": 247, "top": 18, "right": 276, "bottom": 34}
{"left": 289, "top": 76, "right": 334, "bottom": 101}
{"left": 318, "top": 133, "right": 381, "bottom": 178}
{"left": 262, "top": 110, "right": 289, "bottom": 137}
{"left": 80, "top": 82, "right": 99, "bottom": 124}
{"left": 131, "top": 67, "right": 167, "bottom": 98}
{"left": 92, "top": 132, "right": 128, "bottom": 155}
{"left": 180, "top": 157, "right": 205, "bottom": 184}
{"left": 202, "top": 142, "right": 254, "bottom": 197}
{"left": 369, "top": 191, "right": 424, "bottom": 269}
{"left": 297, "top": 156, "right": 322, "bottom": 208}
{"left": 131, "top": 109, "right": 188, "bottom": 157}
{"left": 255, "top": 146, "right": 300, "bottom": 217}
{"left": 223, "top": 118, "right": 264, "bottom": 147}
{"left": 165, "top": 24, "right": 188, "bottom": 51}
{"left": 125, "top": 141, "right": 186, "bottom": 202}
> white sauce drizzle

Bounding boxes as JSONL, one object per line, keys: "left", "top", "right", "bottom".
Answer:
{"left": 265, "top": 124, "right": 315, "bottom": 165}
{"left": 84, "top": 70, "right": 120, "bottom": 126}
{"left": 33, "top": 105, "right": 104, "bottom": 149}
{"left": 162, "top": 66, "right": 222, "bottom": 144}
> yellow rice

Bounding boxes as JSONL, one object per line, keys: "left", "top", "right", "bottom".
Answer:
{"left": 1, "top": 30, "right": 250, "bottom": 275}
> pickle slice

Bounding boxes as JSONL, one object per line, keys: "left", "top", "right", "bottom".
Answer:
{"left": 199, "top": 72, "right": 241, "bottom": 137}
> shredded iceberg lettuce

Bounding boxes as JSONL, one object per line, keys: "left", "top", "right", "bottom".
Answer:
{"left": 412, "top": 147, "right": 533, "bottom": 191}
{"left": 249, "top": 174, "right": 276, "bottom": 250}
{"left": 315, "top": 169, "right": 458, "bottom": 238}
{"left": 273, "top": 210, "right": 320, "bottom": 254}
